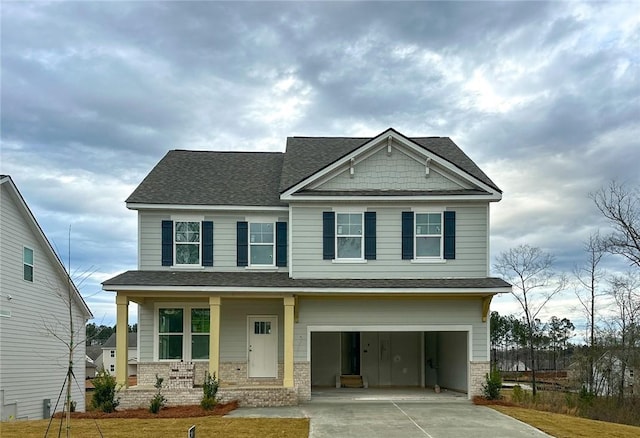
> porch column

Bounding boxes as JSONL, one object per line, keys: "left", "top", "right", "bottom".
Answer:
{"left": 209, "top": 296, "right": 221, "bottom": 378}
{"left": 283, "top": 296, "right": 295, "bottom": 388}
{"left": 115, "top": 293, "right": 129, "bottom": 387}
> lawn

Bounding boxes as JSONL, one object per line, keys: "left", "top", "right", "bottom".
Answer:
{"left": 0, "top": 417, "right": 310, "bottom": 438}
{"left": 491, "top": 405, "right": 640, "bottom": 438}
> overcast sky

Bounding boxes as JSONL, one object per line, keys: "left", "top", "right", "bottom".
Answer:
{"left": 1, "top": 1, "right": 638, "bottom": 337}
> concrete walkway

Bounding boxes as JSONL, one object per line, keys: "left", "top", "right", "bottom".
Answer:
{"left": 227, "top": 388, "right": 552, "bottom": 438}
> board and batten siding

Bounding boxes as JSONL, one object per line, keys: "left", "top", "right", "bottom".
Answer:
{"left": 293, "top": 297, "right": 488, "bottom": 362}
{"left": 138, "top": 298, "right": 284, "bottom": 362}
{"left": 138, "top": 211, "right": 288, "bottom": 271}
{"left": 290, "top": 203, "right": 488, "bottom": 278}
{"left": 0, "top": 186, "right": 87, "bottom": 420}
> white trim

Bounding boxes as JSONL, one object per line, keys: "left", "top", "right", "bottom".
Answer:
{"left": 288, "top": 208, "right": 293, "bottom": 277}
{"left": 331, "top": 259, "right": 368, "bottom": 264}
{"left": 486, "top": 204, "right": 491, "bottom": 276}
{"left": 172, "top": 218, "right": 203, "bottom": 267}
{"left": 280, "top": 129, "right": 502, "bottom": 199}
{"left": 284, "top": 194, "right": 502, "bottom": 202}
{"left": 22, "top": 245, "right": 34, "bottom": 282}
{"left": 248, "top": 221, "right": 276, "bottom": 268}
{"left": 106, "top": 285, "right": 512, "bottom": 294}
{"left": 334, "top": 211, "right": 364, "bottom": 261}
{"left": 137, "top": 212, "right": 142, "bottom": 270}
{"left": 128, "top": 203, "right": 289, "bottom": 212}
{"left": 413, "top": 211, "right": 444, "bottom": 260}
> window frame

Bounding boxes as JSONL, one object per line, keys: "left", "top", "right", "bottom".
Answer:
{"left": 248, "top": 221, "right": 276, "bottom": 267}
{"left": 155, "top": 304, "right": 211, "bottom": 362}
{"left": 23, "top": 246, "right": 34, "bottom": 282}
{"left": 335, "top": 212, "right": 364, "bottom": 260}
{"left": 414, "top": 211, "right": 443, "bottom": 259}
{"left": 172, "top": 217, "right": 203, "bottom": 267}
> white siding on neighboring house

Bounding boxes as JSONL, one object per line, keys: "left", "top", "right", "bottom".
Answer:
{"left": 0, "top": 180, "right": 91, "bottom": 420}
{"left": 138, "top": 211, "right": 288, "bottom": 271}
{"left": 290, "top": 203, "right": 488, "bottom": 278}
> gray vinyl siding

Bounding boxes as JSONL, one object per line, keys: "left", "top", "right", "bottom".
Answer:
{"left": 290, "top": 203, "right": 488, "bottom": 278}
{"left": 0, "top": 185, "right": 87, "bottom": 420}
{"left": 138, "top": 211, "right": 288, "bottom": 271}
{"left": 137, "top": 298, "right": 284, "bottom": 362}
{"left": 294, "top": 297, "right": 488, "bottom": 362}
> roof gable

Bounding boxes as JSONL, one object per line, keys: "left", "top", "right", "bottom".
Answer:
{"left": 280, "top": 128, "right": 501, "bottom": 199}
{"left": 0, "top": 176, "right": 93, "bottom": 318}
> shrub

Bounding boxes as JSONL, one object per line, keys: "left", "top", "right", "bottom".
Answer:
{"left": 201, "top": 371, "right": 219, "bottom": 410}
{"left": 149, "top": 374, "right": 167, "bottom": 414}
{"left": 482, "top": 367, "right": 502, "bottom": 400}
{"left": 91, "top": 368, "right": 120, "bottom": 413}
{"left": 511, "top": 384, "right": 524, "bottom": 403}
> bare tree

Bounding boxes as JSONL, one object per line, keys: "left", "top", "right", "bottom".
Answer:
{"left": 573, "top": 232, "right": 607, "bottom": 393}
{"left": 591, "top": 181, "right": 640, "bottom": 268}
{"left": 494, "top": 244, "right": 567, "bottom": 395}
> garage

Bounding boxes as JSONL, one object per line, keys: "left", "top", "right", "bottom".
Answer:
{"left": 310, "top": 329, "right": 469, "bottom": 393}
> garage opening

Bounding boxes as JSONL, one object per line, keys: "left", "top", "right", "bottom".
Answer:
{"left": 311, "top": 330, "right": 468, "bottom": 393}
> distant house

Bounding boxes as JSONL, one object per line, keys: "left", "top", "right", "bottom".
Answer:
{"left": 85, "top": 356, "right": 97, "bottom": 379}
{"left": 0, "top": 176, "right": 93, "bottom": 420}
{"left": 103, "top": 129, "right": 510, "bottom": 407}
{"left": 101, "top": 332, "right": 137, "bottom": 377}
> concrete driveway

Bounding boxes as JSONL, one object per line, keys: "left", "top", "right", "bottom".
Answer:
{"left": 227, "top": 388, "right": 552, "bottom": 438}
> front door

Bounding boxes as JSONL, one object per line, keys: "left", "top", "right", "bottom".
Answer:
{"left": 248, "top": 316, "right": 278, "bottom": 378}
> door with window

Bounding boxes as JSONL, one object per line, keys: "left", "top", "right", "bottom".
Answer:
{"left": 248, "top": 316, "right": 278, "bottom": 378}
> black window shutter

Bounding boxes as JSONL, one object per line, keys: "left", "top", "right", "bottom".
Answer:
{"left": 322, "top": 212, "right": 335, "bottom": 260}
{"left": 237, "top": 221, "right": 248, "bottom": 267}
{"left": 443, "top": 211, "right": 456, "bottom": 260}
{"left": 161, "top": 220, "right": 173, "bottom": 266}
{"left": 364, "top": 212, "right": 376, "bottom": 260}
{"left": 401, "top": 212, "right": 414, "bottom": 260}
{"left": 202, "top": 221, "right": 214, "bottom": 266}
{"left": 276, "top": 222, "right": 287, "bottom": 267}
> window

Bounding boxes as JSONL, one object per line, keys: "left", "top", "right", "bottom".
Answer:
{"left": 191, "top": 308, "right": 210, "bottom": 360}
{"left": 110, "top": 364, "right": 115, "bottom": 373}
{"left": 23, "top": 247, "right": 33, "bottom": 281}
{"left": 254, "top": 320, "right": 272, "bottom": 334}
{"left": 159, "top": 308, "right": 184, "bottom": 360}
{"left": 415, "top": 213, "right": 442, "bottom": 258}
{"left": 175, "top": 221, "right": 200, "bottom": 265}
{"left": 336, "top": 213, "right": 363, "bottom": 259}
{"left": 249, "top": 222, "right": 274, "bottom": 265}
{"left": 110, "top": 350, "right": 115, "bottom": 358}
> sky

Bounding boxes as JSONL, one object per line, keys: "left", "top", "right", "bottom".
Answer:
{"left": 1, "top": 1, "right": 638, "bottom": 339}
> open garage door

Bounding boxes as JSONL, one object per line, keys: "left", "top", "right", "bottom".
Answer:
{"left": 311, "top": 329, "right": 469, "bottom": 393}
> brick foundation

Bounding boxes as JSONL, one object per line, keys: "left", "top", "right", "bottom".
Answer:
{"left": 469, "top": 361, "right": 490, "bottom": 397}
{"left": 294, "top": 361, "right": 311, "bottom": 402}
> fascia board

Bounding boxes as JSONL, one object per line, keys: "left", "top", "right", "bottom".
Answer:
{"left": 283, "top": 193, "right": 502, "bottom": 202}
{"left": 102, "top": 285, "right": 512, "bottom": 294}
{"left": 127, "top": 203, "right": 289, "bottom": 212}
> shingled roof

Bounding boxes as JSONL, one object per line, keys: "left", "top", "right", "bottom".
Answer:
{"left": 126, "top": 150, "right": 285, "bottom": 206}
{"left": 103, "top": 270, "right": 511, "bottom": 291}
{"left": 125, "top": 129, "right": 500, "bottom": 206}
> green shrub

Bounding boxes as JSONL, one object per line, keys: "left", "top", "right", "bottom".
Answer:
{"left": 511, "top": 384, "right": 524, "bottom": 403}
{"left": 201, "top": 371, "right": 219, "bottom": 410}
{"left": 91, "top": 368, "right": 120, "bottom": 413}
{"left": 482, "top": 367, "right": 502, "bottom": 400}
{"left": 149, "top": 374, "right": 167, "bottom": 414}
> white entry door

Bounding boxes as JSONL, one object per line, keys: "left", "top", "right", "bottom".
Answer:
{"left": 248, "top": 316, "right": 278, "bottom": 378}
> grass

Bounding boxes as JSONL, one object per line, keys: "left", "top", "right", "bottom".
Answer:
{"left": 491, "top": 405, "right": 640, "bottom": 438}
{"left": 0, "top": 417, "right": 309, "bottom": 438}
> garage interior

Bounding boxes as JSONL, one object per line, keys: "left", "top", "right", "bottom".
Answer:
{"left": 311, "top": 331, "right": 468, "bottom": 393}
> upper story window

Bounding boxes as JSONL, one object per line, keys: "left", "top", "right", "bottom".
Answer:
{"left": 23, "top": 247, "right": 34, "bottom": 282}
{"left": 175, "top": 221, "right": 201, "bottom": 265}
{"left": 110, "top": 350, "right": 115, "bottom": 358}
{"left": 415, "top": 213, "right": 442, "bottom": 258}
{"left": 336, "top": 213, "right": 363, "bottom": 259}
{"left": 249, "top": 222, "right": 275, "bottom": 266}
{"left": 162, "top": 219, "right": 213, "bottom": 267}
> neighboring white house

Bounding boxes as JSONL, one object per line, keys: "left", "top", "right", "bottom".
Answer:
{"left": 101, "top": 332, "right": 138, "bottom": 377}
{"left": 0, "top": 175, "right": 93, "bottom": 420}
{"left": 103, "top": 129, "right": 511, "bottom": 407}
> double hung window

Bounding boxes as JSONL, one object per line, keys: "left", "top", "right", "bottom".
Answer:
{"left": 249, "top": 222, "right": 274, "bottom": 266}
{"left": 23, "top": 247, "right": 34, "bottom": 281}
{"left": 415, "top": 213, "right": 442, "bottom": 258}
{"left": 175, "top": 221, "right": 201, "bottom": 265}
{"left": 191, "top": 308, "right": 210, "bottom": 360}
{"left": 158, "top": 307, "right": 210, "bottom": 361}
{"left": 159, "top": 308, "right": 184, "bottom": 360}
{"left": 336, "top": 213, "right": 363, "bottom": 259}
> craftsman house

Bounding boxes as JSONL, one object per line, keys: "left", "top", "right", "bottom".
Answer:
{"left": 0, "top": 176, "right": 93, "bottom": 419}
{"left": 102, "top": 128, "right": 510, "bottom": 407}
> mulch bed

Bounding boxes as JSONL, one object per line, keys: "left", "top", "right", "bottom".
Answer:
{"left": 54, "top": 401, "right": 238, "bottom": 419}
